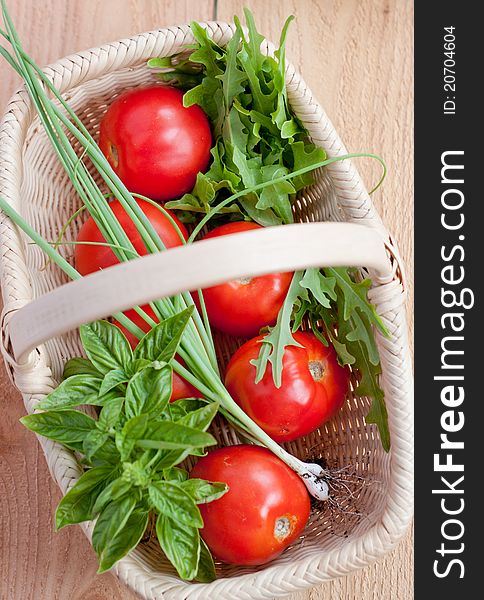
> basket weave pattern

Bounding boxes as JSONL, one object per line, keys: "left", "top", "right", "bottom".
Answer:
{"left": 0, "top": 23, "right": 413, "bottom": 600}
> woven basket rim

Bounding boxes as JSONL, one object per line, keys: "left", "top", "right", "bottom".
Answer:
{"left": 0, "top": 21, "right": 414, "bottom": 600}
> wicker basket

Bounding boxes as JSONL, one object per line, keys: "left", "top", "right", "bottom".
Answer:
{"left": 0, "top": 22, "right": 413, "bottom": 600}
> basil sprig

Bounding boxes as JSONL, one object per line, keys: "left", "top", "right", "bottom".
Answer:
{"left": 21, "top": 308, "right": 227, "bottom": 580}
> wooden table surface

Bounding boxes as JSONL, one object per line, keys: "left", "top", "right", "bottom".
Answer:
{"left": 0, "top": 1, "right": 414, "bottom": 598}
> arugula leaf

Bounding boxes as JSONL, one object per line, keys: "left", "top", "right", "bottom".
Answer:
{"left": 326, "top": 267, "right": 388, "bottom": 335}
{"left": 80, "top": 320, "right": 133, "bottom": 375}
{"left": 152, "top": 10, "right": 322, "bottom": 226}
{"left": 251, "top": 271, "right": 304, "bottom": 387}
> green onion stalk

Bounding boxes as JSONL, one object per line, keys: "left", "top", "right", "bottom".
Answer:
{"left": 0, "top": 0, "right": 385, "bottom": 500}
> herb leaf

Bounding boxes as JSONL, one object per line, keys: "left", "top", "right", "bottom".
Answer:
{"left": 156, "top": 514, "right": 201, "bottom": 581}
{"left": 80, "top": 320, "right": 133, "bottom": 375}
{"left": 55, "top": 466, "right": 115, "bottom": 529}
{"left": 125, "top": 365, "right": 172, "bottom": 420}
{"left": 149, "top": 481, "right": 203, "bottom": 528}
{"left": 21, "top": 410, "right": 97, "bottom": 444}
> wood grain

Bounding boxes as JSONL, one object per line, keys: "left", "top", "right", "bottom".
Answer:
{"left": 0, "top": 1, "right": 414, "bottom": 599}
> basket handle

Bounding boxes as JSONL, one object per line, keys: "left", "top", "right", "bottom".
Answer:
{"left": 7, "top": 222, "right": 391, "bottom": 362}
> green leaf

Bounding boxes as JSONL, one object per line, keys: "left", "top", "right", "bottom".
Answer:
{"left": 20, "top": 410, "right": 96, "bottom": 444}
{"left": 97, "top": 507, "right": 149, "bottom": 573}
{"left": 63, "top": 357, "right": 101, "bottom": 380}
{"left": 35, "top": 374, "right": 102, "bottom": 411}
{"left": 55, "top": 466, "right": 115, "bottom": 529}
{"left": 98, "top": 396, "right": 124, "bottom": 431}
{"left": 156, "top": 514, "right": 201, "bottom": 581}
{"left": 181, "top": 479, "right": 228, "bottom": 504}
{"left": 99, "top": 369, "right": 129, "bottom": 396}
{"left": 195, "top": 538, "right": 217, "bottom": 583}
{"left": 290, "top": 141, "right": 326, "bottom": 190}
{"left": 133, "top": 308, "right": 193, "bottom": 364}
{"left": 92, "top": 477, "right": 132, "bottom": 515}
{"left": 346, "top": 311, "right": 381, "bottom": 366}
{"left": 300, "top": 268, "right": 336, "bottom": 308}
{"left": 216, "top": 25, "right": 246, "bottom": 112}
{"left": 149, "top": 481, "right": 203, "bottom": 528}
{"left": 125, "top": 365, "right": 172, "bottom": 420}
{"left": 88, "top": 437, "right": 120, "bottom": 467}
{"left": 92, "top": 496, "right": 137, "bottom": 570}
{"left": 327, "top": 330, "right": 356, "bottom": 366}
{"left": 136, "top": 421, "right": 216, "bottom": 451}
{"left": 326, "top": 267, "right": 388, "bottom": 335}
{"left": 80, "top": 320, "right": 133, "bottom": 375}
{"left": 163, "top": 467, "right": 188, "bottom": 483}
{"left": 257, "top": 164, "right": 295, "bottom": 224}
{"left": 83, "top": 430, "right": 110, "bottom": 460}
{"left": 176, "top": 402, "right": 218, "bottom": 432}
{"left": 251, "top": 272, "right": 304, "bottom": 387}
{"left": 115, "top": 414, "right": 149, "bottom": 461}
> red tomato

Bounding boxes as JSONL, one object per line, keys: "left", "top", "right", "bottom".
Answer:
{"left": 98, "top": 86, "right": 212, "bottom": 202}
{"left": 74, "top": 198, "right": 187, "bottom": 274}
{"left": 225, "top": 331, "right": 349, "bottom": 442}
{"left": 115, "top": 305, "right": 202, "bottom": 402}
{"left": 199, "top": 222, "right": 293, "bottom": 337}
{"left": 190, "top": 445, "right": 310, "bottom": 566}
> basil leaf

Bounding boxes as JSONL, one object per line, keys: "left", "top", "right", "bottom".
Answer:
{"left": 181, "top": 479, "right": 228, "bottom": 504}
{"left": 92, "top": 477, "right": 133, "bottom": 515}
{"left": 20, "top": 410, "right": 96, "bottom": 444}
{"left": 97, "top": 507, "right": 149, "bottom": 573}
{"left": 133, "top": 307, "right": 193, "bottom": 364}
{"left": 55, "top": 466, "right": 115, "bottom": 529}
{"left": 98, "top": 396, "right": 124, "bottom": 431}
{"left": 115, "top": 414, "right": 149, "bottom": 461}
{"left": 125, "top": 365, "right": 172, "bottom": 420}
{"left": 63, "top": 357, "right": 101, "bottom": 380}
{"left": 89, "top": 437, "right": 120, "bottom": 466}
{"left": 137, "top": 421, "right": 216, "bottom": 451}
{"left": 156, "top": 514, "right": 201, "bottom": 581}
{"left": 176, "top": 402, "right": 217, "bottom": 432}
{"left": 35, "top": 375, "right": 102, "bottom": 411}
{"left": 80, "top": 320, "right": 133, "bottom": 375}
{"left": 195, "top": 538, "right": 216, "bottom": 583}
{"left": 163, "top": 467, "right": 188, "bottom": 483}
{"left": 149, "top": 481, "right": 203, "bottom": 528}
{"left": 83, "top": 430, "right": 110, "bottom": 460}
{"left": 92, "top": 496, "right": 137, "bottom": 568}
{"left": 99, "top": 369, "right": 129, "bottom": 396}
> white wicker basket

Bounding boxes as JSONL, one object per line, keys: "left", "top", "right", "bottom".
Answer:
{"left": 0, "top": 22, "right": 413, "bottom": 600}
